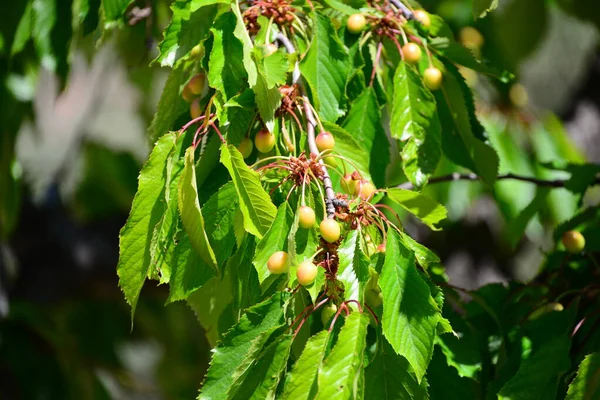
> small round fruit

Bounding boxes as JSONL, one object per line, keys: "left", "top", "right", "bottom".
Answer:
{"left": 376, "top": 243, "right": 386, "bottom": 253}
{"left": 182, "top": 84, "right": 195, "bottom": 102}
{"left": 347, "top": 14, "right": 367, "bottom": 34}
{"left": 365, "top": 288, "right": 383, "bottom": 308}
{"left": 255, "top": 129, "right": 275, "bottom": 153}
{"left": 267, "top": 251, "right": 289, "bottom": 274}
{"left": 187, "top": 74, "right": 205, "bottom": 95}
{"left": 297, "top": 260, "right": 318, "bottom": 286}
{"left": 323, "top": 156, "right": 338, "bottom": 168}
{"left": 190, "top": 44, "right": 202, "bottom": 58}
{"left": 341, "top": 174, "right": 358, "bottom": 195}
{"left": 190, "top": 98, "right": 202, "bottom": 119}
{"left": 459, "top": 27, "right": 484, "bottom": 51}
{"left": 402, "top": 43, "right": 422, "bottom": 64}
{"left": 316, "top": 131, "right": 335, "bottom": 152}
{"left": 320, "top": 219, "right": 341, "bottom": 243}
{"left": 423, "top": 67, "right": 443, "bottom": 91}
{"left": 298, "top": 206, "right": 316, "bottom": 229}
{"left": 509, "top": 84, "right": 529, "bottom": 107}
{"left": 237, "top": 137, "right": 253, "bottom": 159}
{"left": 413, "top": 9, "right": 431, "bottom": 28}
{"left": 264, "top": 43, "right": 278, "bottom": 56}
{"left": 321, "top": 303, "right": 338, "bottom": 325}
{"left": 358, "top": 181, "right": 376, "bottom": 200}
{"left": 562, "top": 230, "right": 585, "bottom": 254}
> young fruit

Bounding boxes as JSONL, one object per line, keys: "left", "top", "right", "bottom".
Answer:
{"left": 298, "top": 206, "right": 316, "bottom": 229}
{"left": 316, "top": 131, "right": 335, "bottom": 152}
{"left": 267, "top": 251, "right": 289, "bottom": 274}
{"left": 341, "top": 174, "right": 358, "bottom": 195}
{"left": 358, "top": 181, "right": 376, "bottom": 200}
{"left": 365, "top": 288, "right": 383, "bottom": 308}
{"left": 237, "top": 137, "right": 253, "bottom": 159}
{"left": 190, "top": 44, "right": 202, "bottom": 58}
{"left": 190, "top": 98, "right": 202, "bottom": 119}
{"left": 320, "top": 219, "right": 341, "bottom": 243}
{"left": 187, "top": 74, "right": 205, "bottom": 95}
{"left": 296, "top": 260, "right": 318, "bottom": 286}
{"left": 459, "top": 27, "right": 484, "bottom": 51}
{"left": 347, "top": 14, "right": 367, "bottom": 34}
{"left": 323, "top": 156, "right": 338, "bottom": 168}
{"left": 321, "top": 303, "right": 338, "bottom": 325}
{"left": 423, "top": 67, "right": 443, "bottom": 90}
{"left": 182, "top": 84, "right": 195, "bottom": 102}
{"left": 376, "top": 243, "right": 386, "bottom": 253}
{"left": 562, "top": 230, "right": 585, "bottom": 253}
{"left": 402, "top": 43, "right": 422, "bottom": 64}
{"left": 413, "top": 9, "right": 431, "bottom": 28}
{"left": 264, "top": 43, "right": 278, "bottom": 56}
{"left": 255, "top": 129, "right": 275, "bottom": 153}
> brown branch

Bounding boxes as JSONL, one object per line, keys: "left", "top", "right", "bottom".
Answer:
{"left": 397, "top": 172, "right": 600, "bottom": 190}
{"left": 276, "top": 33, "right": 337, "bottom": 218}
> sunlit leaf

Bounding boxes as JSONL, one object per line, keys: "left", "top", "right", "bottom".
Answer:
{"left": 386, "top": 188, "right": 447, "bottom": 230}
{"left": 565, "top": 352, "right": 600, "bottom": 400}
{"left": 337, "top": 230, "right": 370, "bottom": 308}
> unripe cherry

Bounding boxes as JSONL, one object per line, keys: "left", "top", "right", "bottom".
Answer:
{"left": 187, "top": 74, "right": 205, "bottom": 95}
{"left": 562, "top": 231, "right": 585, "bottom": 254}
{"left": 298, "top": 206, "right": 316, "bottom": 229}
{"left": 321, "top": 303, "right": 338, "bottom": 325}
{"left": 423, "top": 67, "right": 443, "bottom": 91}
{"left": 320, "top": 219, "right": 341, "bottom": 243}
{"left": 347, "top": 14, "right": 367, "bottom": 34}
{"left": 182, "top": 84, "right": 195, "bottom": 102}
{"left": 255, "top": 129, "right": 275, "bottom": 153}
{"left": 296, "top": 260, "right": 318, "bottom": 286}
{"left": 402, "top": 43, "right": 422, "bottom": 65}
{"left": 190, "top": 44, "right": 202, "bottom": 58}
{"left": 341, "top": 174, "right": 358, "bottom": 195}
{"left": 365, "top": 288, "right": 383, "bottom": 308}
{"left": 267, "top": 251, "right": 289, "bottom": 274}
{"left": 323, "top": 156, "right": 338, "bottom": 168}
{"left": 358, "top": 181, "right": 376, "bottom": 200}
{"left": 237, "top": 137, "right": 253, "bottom": 159}
{"left": 376, "top": 243, "right": 386, "bottom": 253}
{"left": 190, "top": 98, "right": 202, "bottom": 119}
{"left": 316, "top": 131, "right": 335, "bottom": 152}
{"left": 413, "top": 9, "right": 431, "bottom": 28}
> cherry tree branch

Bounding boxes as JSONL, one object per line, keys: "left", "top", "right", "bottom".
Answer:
{"left": 389, "top": 0, "right": 414, "bottom": 20}
{"left": 276, "top": 33, "right": 337, "bottom": 218}
{"left": 397, "top": 172, "right": 600, "bottom": 190}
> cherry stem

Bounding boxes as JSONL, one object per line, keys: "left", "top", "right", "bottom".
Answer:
{"left": 276, "top": 32, "right": 337, "bottom": 219}
{"left": 345, "top": 299, "right": 364, "bottom": 313}
{"left": 179, "top": 114, "right": 210, "bottom": 133}
{"left": 364, "top": 303, "right": 380, "bottom": 325}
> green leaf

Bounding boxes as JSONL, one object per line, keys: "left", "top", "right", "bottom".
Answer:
{"left": 337, "top": 230, "right": 370, "bottom": 308}
{"left": 32, "top": 0, "right": 57, "bottom": 71}
{"left": 230, "top": 236, "right": 261, "bottom": 315}
{"left": 434, "top": 60, "right": 499, "bottom": 185}
{"left": 399, "top": 232, "right": 441, "bottom": 270}
{"left": 228, "top": 334, "right": 293, "bottom": 400}
{"left": 391, "top": 62, "right": 442, "bottom": 188}
{"left": 102, "top": 0, "right": 131, "bottom": 22}
{"left": 155, "top": 0, "right": 225, "bottom": 67}
{"left": 498, "top": 336, "right": 571, "bottom": 400}
{"left": 342, "top": 88, "right": 390, "bottom": 187}
{"left": 167, "top": 230, "right": 216, "bottom": 303}
{"left": 427, "top": 347, "right": 478, "bottom": 400}
{"left": 386, "top": 188, "right": 447, "bottom": 230}
{"left": 252, "top": 51, "right": 283, "bottom": 132}
{"left": 253, "top": 202, "right": 295, "bottom": 284}
{"left": 187, "top": 273, "right": 234, "bottom": 347}
{"left": 282, "top": 330, "right": 331, "bottom": 400}
{"left": 315, "top": 312, "right": 370, "bottom": 399}
{"left": 220, "top": 145, "right": 277, "bottom": 238}
{"left": 430, "top": 37, "right": 511, "bottom": 82}
{"left": 179, "top": 147, "right": 219, "bottom": 272}
{"left": 208, "top": 12, "right": 248, "bottom": 100}
{"left": 365, "top": 339, "right": 428, "bottom": 399}
{"left": 221, "top": 89, "right": 256, "bottom": 146}
{"left": 300, "top": 12, "right": 351, "bottom": 122}
{"left": 379, "top": 229, "right": 441, "bottom": 382}
{"left": 322, "top": 122, "right": 371, "bottom": 182}
{"left": 506, "top": 189, "right": 549, "bottom": 249}
{"left": 202, "top": 182, "right": 239, "bottom": 267}
{"left": 566, "top": 352, "right": 600, "bottom": 400}
{"left": 263, "top": 50, "right": 290, "bottom": 88}
{"left": 199, "top": 293, "right": 287, "bottom": 400}
{"left": 472, "top": 0, "right": 498, "bottom": 19}
{"left": 147, "top": 65, "right": 189, "bottom": 143}
{"left": 117, "top": 133, "right": 176, "bottom": 317}
{"left": 11, "top": 2, "right": 33, "bottom": 56}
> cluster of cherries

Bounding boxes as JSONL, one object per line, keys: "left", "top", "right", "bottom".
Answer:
{"left": 346, "top": 9, "right": 443, "bottom": 91}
